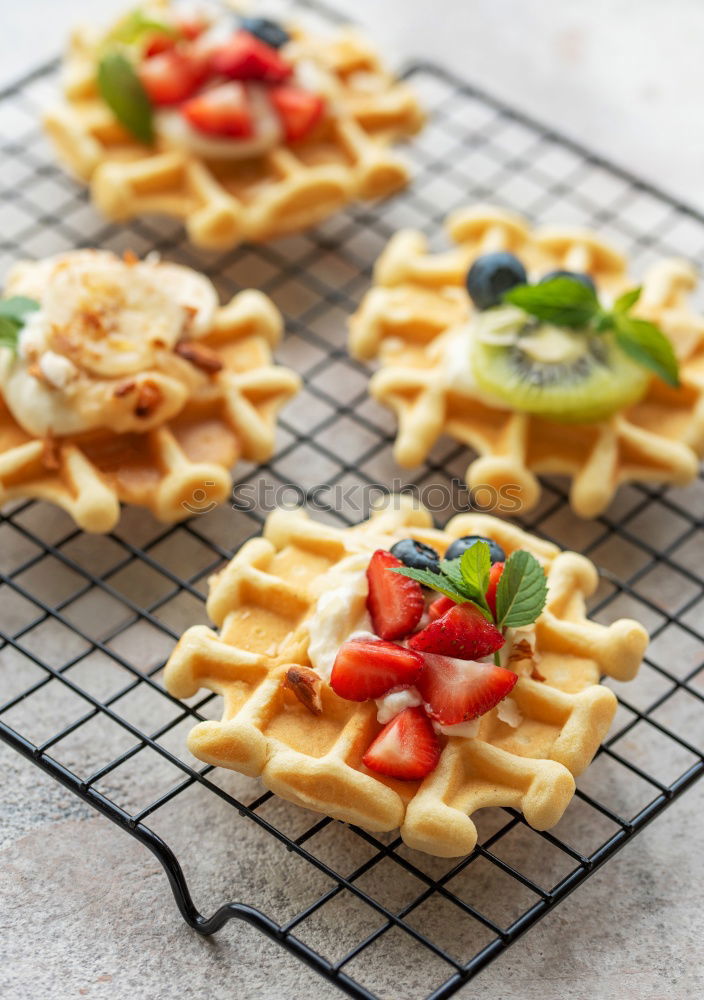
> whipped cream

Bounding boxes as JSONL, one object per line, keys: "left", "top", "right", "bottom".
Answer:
{"left": 305, "top": 554, "right": 373, "bottom": 682}
{"left": 375, "top": 686, "right": 422, "bottom": 723}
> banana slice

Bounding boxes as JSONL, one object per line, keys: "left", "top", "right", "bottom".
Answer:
{"left": 141, "top": 260, "right": 218, "bottom": 337}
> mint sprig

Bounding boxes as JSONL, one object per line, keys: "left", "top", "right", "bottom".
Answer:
{"left": 495, "top": 550, "right": 548, "bottom": 628}
{"left": 0, "top": 296, "right": 40, "bottom": 352}
{"left": 97, "top": 51, "right": 154, "bottom": 145}
{"left": 503, "top": 277, "right": 680, "bottom": 387}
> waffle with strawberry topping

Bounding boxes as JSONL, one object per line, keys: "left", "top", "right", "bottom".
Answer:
{"left": 0, "top": 249, "right": 299, "bottom": 531}
{"left": 44, "top": 1, "right": 424, "bottom": 249}
{"left": 164, "top": 496, "right": 648, "bottom": 857}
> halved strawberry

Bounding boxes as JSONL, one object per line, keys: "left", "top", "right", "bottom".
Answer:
{"left": 143, "top": 32, "right": 177, "bottom": 58}
{"left": 181, "top": 82, "right": 253, "bottom": 138}
{"left": 330, "top": 638, "right": 423, "bottom": 701}
{"left": 211, "top": 30, "right": 292, "bottom": 83}
{"left": 366, "top": 549, "right": 424, "bottom": 641}
{"left": 362, "top": 706, "right": 440, "bottom": 781}
{"left": 270, "top": 85, "right": 326, "bottom": 142}
{"left": 408, "top": 602, "right": 504, "bottom": 660}
{"left": 139, "top": 49, "right": 208, "bottom": 106}
{"left": 486, "top": 561, "right": 504, "bottom": 618}
{"left": 428, "top": 595, "right": 456, "bottom": 622}
{"left": 416, "top": 653, "right": 517, "bottom": 725}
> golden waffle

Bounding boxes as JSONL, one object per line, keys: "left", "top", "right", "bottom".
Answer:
{"left": 164, "top": 497, "right": 648, "bottom": 857}
{"left": 45, "top": 2, "right": 424, "bottom": 249}
{"left": 349, "top": 205, "right": 704, "bottom": 517}
{"left": 0, "top": 257, "right": 300, "bottom": 532}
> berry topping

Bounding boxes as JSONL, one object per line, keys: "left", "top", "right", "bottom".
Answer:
{"left": 428, "top": 595, "right": 456, "bottom": 621}
{"left": 270, "top": 85, "right": 326, "bottom": 141}
{"left": 362, "top": 706, "right": 441, "bottom": 781}
{"left": 389, "top": 538, "right": 440, "bottom": 573}
{"left": 138, "top": 48, "right": 208, "bottom": 106}
{"left": 330, "top": 638, "right": 424, "bottom": 701}
{"left": 181, "top": 82, "right": 253, "bottom": 137}
{"left": 241, "top": 16, "right": 291, "bottom": 50}
{"left": 485, "top": 561, "right": 504, "bottom": 618}
{"left": 211, "top": 30, "right": 293, "bottom": 83}
{"left": 539, "top": 269, "right": 596, "bottom": 293}
{"left": 408, "top": 602, "right": 504, "bottom": 660}
{"left": 416, "top": 654, "right": 518, "bottom": 725}
{"left": 466, "top": 252, "right": 527, "bottom": 311}
{"left": 366, "top": 549, "right": 424, "bottom": 641}
{"left": 445, "top": 534, "right": 506, "bottom": 565}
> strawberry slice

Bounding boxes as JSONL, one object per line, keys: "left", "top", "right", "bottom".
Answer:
{"left": 330, "top": 638, "right": 424, "bottom": 701}
{"left": 270, "top": 85, "right": 326, "bottom": 142}
{"left": 139, "top": 49, "right": 208, "bottom": 106}
{"left": 486, "top": 561, "right": 504, "bottom": 618}
{"left": 362, "top": 707, "right": 440, "bottom": 781}
{"left": 366, "top": 549, "right": 424, "bottom": 641}
{"left": 181, "top": 82, "right": 253, "bottom": 138}
{"left": 408, "top": 602, "right": 504, "bottom": 660}
{"left": 211, "top": 30, "right": 293, "bottom": 83}
{"left": 417, "top": 653, "right": 518, "bottom": 725}
{"left": 428, "top": 595, "right": 456, "bottom": 622}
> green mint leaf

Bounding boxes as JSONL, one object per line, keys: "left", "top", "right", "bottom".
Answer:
{"left": 613, "top": 287, "right": 641, "bottom": 313}
{"left": 391, "top": 566, "right": 468, "bottom": 605}
{"left": 98, "top": 51, "right": 154, "bottom": 144}
{"left": 495, "top": 550, "right": 548, "bottom": 629}
{"left": 437, "top": 557, "right": 465, "bottom": 592}
{"left": 614, "top": 315, "right": 680, "bottom": 388}
{"left": 0, "top": 315, "right": 20, "bottom": 351}
{"left": 503, "top": 277, "right": 599, "bottom": 328}
{"left": 108, "top": 9, "right": 178, "bottom": 46}
{"left": 0, "top": 295, "right": 40, "bottom": 324}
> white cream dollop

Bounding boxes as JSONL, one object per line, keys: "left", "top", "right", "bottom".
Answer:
{"left": 432, "top": 718, "right": 481, "bottom": 739}
{"left": 305, "top": 554, "right": 373, "bottom": 682}
{"left": 496, "top": 696, "right": 523, "bottom": 728}
{"left": 375, "top": 686, "right": 422, "bottom": 724}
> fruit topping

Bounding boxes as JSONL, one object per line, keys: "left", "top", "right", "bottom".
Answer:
{"left": 139, "top": 48, "right": 208, "bottom": 106}
{"left": 539, "top": 269, "right": 596, "bottom": 293}
{"left": 181, "top": 82, "right": 253, "bottom": 137}
{"left": 366, "top": 549, "right": 424, "bottom": 641}
{"left": 362, "top": 706, "right": 441, "bottom": 780}
{"left": 241, "top": 16, "right": 291, "bottom": 49}
{"left": 330, "top": 638, "right": 424, "bottom": 701}
{"left": 485, "top": 561, "right": 504, "bottom": 618}
{"left": 466, "top": 252, "right": 527, "bottom": 311}
{"left": 270, "top": 85, "right": 326, "bottom": 141}
{"left": 389, "top": 538, "right": 440, "bottom": 573}
{"left": 408, "top": 602, "right": 504, "bottom": 660}
{"left": 211, "top": 29, "right": 293, "bottom": 83}
{"left": 445, "top": 534, "right": 505, "bottom": 565}
{"left": 428, "top": 595, "right": 455, "bottom": 621}
{"left": 416, "top": 654, "right": 518, "bottom": 725}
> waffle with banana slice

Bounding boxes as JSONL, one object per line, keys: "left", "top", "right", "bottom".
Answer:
{"left": 0, "top": 250, "right": 299, "bottom": 531}
{"left": 349, "top": 205, "right": 704, "bottom": 517}
{"left": 164, "top": 497, "right": 647, "bottom": 857}
{"left": 45, "top": 1, "right": 424, "bottom": 249}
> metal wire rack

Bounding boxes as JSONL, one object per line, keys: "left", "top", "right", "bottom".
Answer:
{"left": 1, "top": 3, "right": 703, "bottom": 997}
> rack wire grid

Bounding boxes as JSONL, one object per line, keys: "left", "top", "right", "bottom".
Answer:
{"left": 1, "top": 3, "right": 704, "bottom": 998}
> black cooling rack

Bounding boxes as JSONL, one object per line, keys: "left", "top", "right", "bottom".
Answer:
{"left": 1, "top": 2, "right": 704, "bottom": 997}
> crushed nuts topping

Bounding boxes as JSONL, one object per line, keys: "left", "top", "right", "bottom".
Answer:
{"left": 175, "top": 340, "right": 223, "bottom": 374}
{"left": 284, "top": 665, "right": 323, "bottom": 716}
{"left": 135, "top": 380, "right": 163, "bottom": 418}
{"left": 41, "top": 433, "right": 61, "bottom": 471}
{"left": 506, "top": 638, "right": 544, "bottom": 680}
{"left": 113, "top": 380, "right": 136, "bottom": 398}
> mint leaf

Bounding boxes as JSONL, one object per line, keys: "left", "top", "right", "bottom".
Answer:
{"left": 495, "top": 550, "right": 548, "bottom": 629}
{"left": 391, "top": 566, "right": 468, "bottom": 605}
{"left": 0, "top": 315, "right": 20, "bottom": 350}
{"left": 614, "top": 315, "right": 680, "bottom": 387}
{"left": 0, "top": 296, "right": 40, "bottom": 324}
{"left": 108, "top": 9, "right": 178, "bottom": 46}
{"left": 437, "top": 557, "right": 466, "bottom": 592}
{"left": 503, "top": 277, "right": 599, "bottom": 328}
{"left": 613, "top": 287, "right": 641, "bottom": 313}
{"left": 98, "top": 51, "right": 154, "bottom": 144}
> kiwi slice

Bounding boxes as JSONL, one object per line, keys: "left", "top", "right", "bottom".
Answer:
{"left": 472, "top": 321, "right": 650, "bottom": 422}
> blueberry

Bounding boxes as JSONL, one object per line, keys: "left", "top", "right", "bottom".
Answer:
{"left": 539, "top": 269, "right": 596, "bottom": 293}
{"left": 465, "top": 252, "right": 527, "bottom": 311}
{"left": 241, "top": 16, "right": 290, "bottom": 49}
{"left": 390, "top": 538, "right": 440, "bottom": 573}
{"left": 445, "top": 535, "right": 506, "bottom": 564}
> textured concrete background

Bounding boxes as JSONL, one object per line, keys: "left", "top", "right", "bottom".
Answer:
{"left": 2, "top": 1, "right": 704, "bottom": 999}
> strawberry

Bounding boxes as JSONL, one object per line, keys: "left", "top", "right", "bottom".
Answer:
{"left": 181, "top": 82, "right": 253, "bottom": 138}
{"left": 211, "top": 30, "right": 293, "bottom": 83}
{"left": 428, "top": 595, "right": 456, "bottom": 622}
{"left": 143, "top": 32, "right": 176, "bottom": 58}
{"left": 362, "top": 707, "right": 440, "bottom": 781}
{"left": 408, "top": 602, "right": 504, "bottom": 660}
{"left": 486, "top": 561, "right": 504, "bottom": 618}
{"left": 416, "top": 653, "right": 517, "bottom": 725}
{"left": 139, "top": 49, "right": 208, "bottom": 106}
{"left": 366, "top": 549, "right": 424, "bottom": 641}
{"left": 330, "top": 638, "right": 424, "bottom": 702}
{"left": 270, "top": 85, "right": 326, "bottom": 142}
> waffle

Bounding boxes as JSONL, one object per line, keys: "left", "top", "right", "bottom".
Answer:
{"left": 0, "top": 255, "right": 300, "bottom": 532}
{"left": 164, "top": 497, "right": 648, "bottom": 857}
{"left": 45, "top": 2, "right": 424, "bottom": 249}
{"left": 349, "top": 205, "right": 704, "bottom": 517}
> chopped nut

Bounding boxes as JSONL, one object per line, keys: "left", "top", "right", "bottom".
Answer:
{"left": 507, "top": 638, "right": 541, "bottom": 677}
{"left": 284, "top": 665, "right": 323, "bottom": 715}
{"left": 530, "top": 662, "right": 546, "bottom": 682}
{"left": 41, "top": 433, "right": 61, "bottom": 471}
{"left": 135, "top": 380, "right": 163, "bottom": 418}
{"left": 113, "top": 380, "right": 136, "bottom": 398}
{"left": 122, "top": 249, "right": 139, "bottom": 266}
{"left": 175, "top": 340, "right": 223, "bottom": 374}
